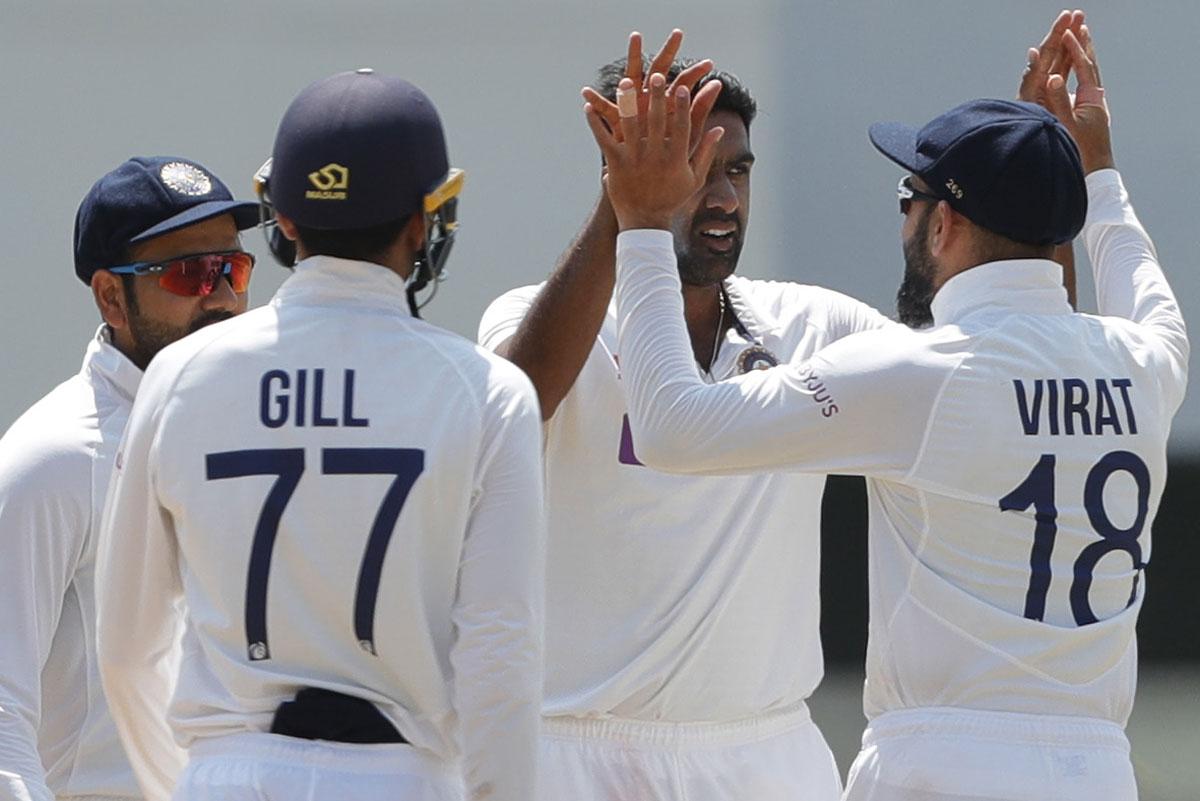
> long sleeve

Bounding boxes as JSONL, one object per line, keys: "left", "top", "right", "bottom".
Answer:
{"left": 818, "top": 286, "right": 894, "bottom": 342}
{"left": 448, "top": 372, "right": 545, "bottom": 801}
{"left": 1082, "top": 169, "right": 1188, "bottom": 413}
{"left": 95, "top": 376, "right": 187, "bottom": 801}
{"left": 615, "top": 229, "right": 939, "bottom": 478}
{"left": 0, "top": 444, "right": 87, "bottom": 801}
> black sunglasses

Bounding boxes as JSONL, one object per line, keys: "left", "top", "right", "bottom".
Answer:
{"left": 897, "top": 176, "right": 941, "bottom": 215}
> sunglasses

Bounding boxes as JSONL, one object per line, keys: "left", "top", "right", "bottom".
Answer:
{"left": 897, "top": 176, "right": 942, "bottom": 215}
{"left": 108, "top": 250, "right": 255, "bottom": 297}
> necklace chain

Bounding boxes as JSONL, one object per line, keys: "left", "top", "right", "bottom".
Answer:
{"left": 707, "top": 286, "right": 726, "bottom": 374}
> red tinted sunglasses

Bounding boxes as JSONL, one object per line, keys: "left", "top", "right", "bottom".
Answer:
{"left": 108, "top": 250, "right": 255, "bottom": 297}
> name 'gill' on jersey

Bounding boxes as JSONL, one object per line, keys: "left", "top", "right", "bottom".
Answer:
{"left": 96, "top": 256, "right": 545, "bottom": 801}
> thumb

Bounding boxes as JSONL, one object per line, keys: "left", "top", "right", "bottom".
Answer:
{"left": 1043, "top": 74, "right": 1075, "bottom": 128}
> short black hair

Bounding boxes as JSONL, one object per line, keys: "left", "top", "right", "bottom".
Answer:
{"left": 971, "top": 224, "right": 1055, "bottom": 263}
{"left": 594, "top": 56, "right": 757, "bottom": 132}
{"left": 294, "top": 215, "right": 412, "bottom": 264}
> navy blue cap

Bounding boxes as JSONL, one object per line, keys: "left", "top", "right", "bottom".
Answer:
{"left": 270, "top": 69, "right": 449, "bottom": 230}
{"left": 869, "top": 99, "right": 1086, "bottom": 246}
{"left": 73, "top": 156, "right": 259, "bottom": 284}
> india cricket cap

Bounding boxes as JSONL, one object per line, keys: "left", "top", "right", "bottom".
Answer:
{"left": 73, "top": 156, "right": 260, "bottom": 284}
{"left": 869, "top": 98, "right": 1086, "bottom": 246}
{"left": 269, "top": 68, "right": 449, "bottom": 230}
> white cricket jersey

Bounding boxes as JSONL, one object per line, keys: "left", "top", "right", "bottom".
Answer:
{"left": 0, "top": 326, "right": 143, "bottom": 801}
{"left": 96, "top": 256, "right": 546, "bottom": 801}
{"left": 479, "top": 273, "right": 887, "bottom": 722}
{"left": 614, "top": 170, "right": 1188, "bottom": 725}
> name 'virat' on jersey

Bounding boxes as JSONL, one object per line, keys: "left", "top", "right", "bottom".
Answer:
{"left": 863, "top": 315, "right": 1177, "bottom": 724}
{"left": 613, "top": 171, "right": 1187, "bottom": 726}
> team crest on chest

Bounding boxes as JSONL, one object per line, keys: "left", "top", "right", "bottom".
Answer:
{"left": 737, "top": 345, "right": 780, "bottom": 373}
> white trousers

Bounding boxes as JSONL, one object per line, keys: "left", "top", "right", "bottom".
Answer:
{"left": 172, "top": 732, "right": 464, "bottom": 801}
{"left": 539, "top": 701, "right": 841, "bottom": 801}
{"left": 843, "top": 707, "right": 1137, "bottom": 801}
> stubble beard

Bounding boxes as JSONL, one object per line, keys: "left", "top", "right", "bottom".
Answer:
{"left": 125, "top": 296, "right": 235, "bottom": 370}
{"left": 674, "top": 230, "right": 743, "bottom": 288}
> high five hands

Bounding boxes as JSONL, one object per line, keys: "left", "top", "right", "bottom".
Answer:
{"left": 582, "top": 29, "right": 724, "bottom": 231}
{"left": 1019, "top": 9, "right": 1114, "bottom": 174}
{"left": 581, "top": 30, "right": 717, "bottom": 148}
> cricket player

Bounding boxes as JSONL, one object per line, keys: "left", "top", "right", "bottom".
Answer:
{"left": 0, "top": 157, "right": 258, "bottom": 801}
{"left": 599, "top": 15, "right": 1187, "bottom": 801}
{"left": 95, "top": 70, "right": 545, "bottom": 801}
{"left": 480, "top": 31, "right": 888, "bottom": 801}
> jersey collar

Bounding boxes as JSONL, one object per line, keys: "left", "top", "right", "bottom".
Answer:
{"left": 274, "top": 255, "right": 416, "bottom": 316}
{"left": 723, "top": 277, "right": 780, "bottom": 342}
{"left": 930, "top": 259, "right": 1071, "bottom": 327}
{"left": 81, "top": 325, "right": 142, "bottom": 404}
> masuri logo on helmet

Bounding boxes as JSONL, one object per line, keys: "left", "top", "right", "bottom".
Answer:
{"left": 306, "top": 163, "right": 350, "bottom": 200}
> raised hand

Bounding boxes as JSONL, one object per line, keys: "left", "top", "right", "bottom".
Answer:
{"left": 584, "top": 71, "right": 724, "bottom": 231}
{"left": 1041, "top": 24, "right": 1114, "bottom": 174}
{"left": 581, "top": 29, "right": 717, "bottom": 151}
{"left": 1019, "top": 9, "right": 1083, "bottom": 106}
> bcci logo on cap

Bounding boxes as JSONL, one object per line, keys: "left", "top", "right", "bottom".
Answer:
{"left": 306, "top": 163, "right": 349, "bottom": 200}
{"left": 160, "top": 162, "right": 212, "bottom": 197}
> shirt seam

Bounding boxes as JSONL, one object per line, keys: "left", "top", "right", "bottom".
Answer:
{"left": 901, "top": 350, "right": 964, "bottom": 483}
{"left": 886, "top": 485, "right": 933, "bottom": 637}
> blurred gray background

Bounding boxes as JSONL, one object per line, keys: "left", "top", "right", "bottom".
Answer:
{"left": 1, "top": 1, "right": 1195, "bottom": 798}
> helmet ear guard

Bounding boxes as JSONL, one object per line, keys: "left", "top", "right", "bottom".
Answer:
{"left": 406, "top": 168, "right": 465, "bottom": 317}
{"left": 252, "top": 158, "right": 297, "bottom": 269}
{"left": 251, "top": 159, "right": 464, "bottom": 319}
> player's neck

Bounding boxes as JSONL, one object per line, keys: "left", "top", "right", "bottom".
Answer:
{"left": 106, "top": 325, "right": 145, "bottom": 372}
{"left": 681, "top": 282, "right": 730, "bottom": 369}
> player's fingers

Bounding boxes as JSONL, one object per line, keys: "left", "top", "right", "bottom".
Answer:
{"left": 1030, "top": 9, "right": 1073, "bottom": 88}
{"left": 1037, "top": 9, "right": 1072, "bottom": 49}
{"left": 582, "top": 87, "right": 622, "bottom": 140}
{"left": 1063, "top": 30, "right": 1100, "bottom": 89}
{"left": 1069, "top": 9, "right": 1086, "bottom": 33}
{"left": 626, "top": 32, "right": 644, "bottom": 87}
{"left": 669, "top": 58, "right": 712, "bottom": 98}
{"left": 1036, "top": 9, "right": 1073, "bottom": 69}
{"left": 584, "top": 103, "right": 621, "bottom": 162}
{"left": 1044, "top": 47, "right": 1064, "bottom": 82}
{"left": 690, "top": 125, "right": 725, "bottom": 186}
{"left": 1043, "top": 74, "right": 1075, "bottom": 127}
{"left": 1018, "top": 47, "right": 1043, "bottom": 101}
{"left": 1053, "top": 9, "right": 1086, "bottom": 79}
{"left": 647, "top": 28, "right": 684, "bottom": 85}
{"left": 688, "top": 79, "right": 723, "bottom": 151}
{"left": 1080, "top": 23, "right": 1102, "bottom": 85}
{"left": 1022, "top": 9, "right": 1073, "bottom": 102}
{"left": 1061, "top": 28, "right": 1091, "bottom": 79}
{"left": 647, "top": 72, "right": 669, "bottom": 143}
{"left": 615, "top": 78, "right": 642, "bottom": 149}
{"left": 669, "top": 83, "right": 692, "bottom": 158}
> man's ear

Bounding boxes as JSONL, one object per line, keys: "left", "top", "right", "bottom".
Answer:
{"left": 929, "top": 200, "right": 956, "bottom": 258}
{"left": 275, "top": 211, "right": 300, "bottom": 242}
{"left": 91, "top": 270, "right": 130, "bottom": 331}
{"left": 402, "top": 212, "right": 427, "bottom": 253}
